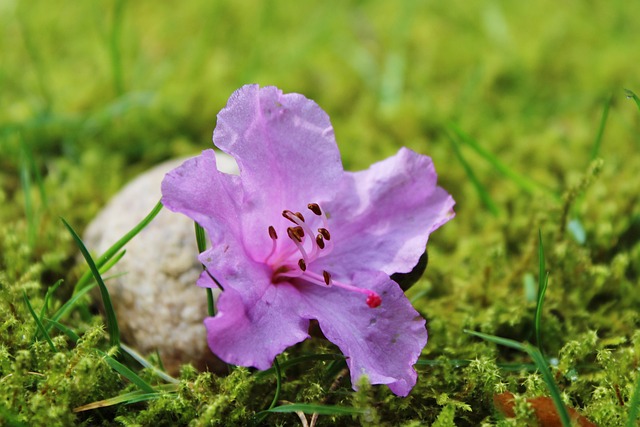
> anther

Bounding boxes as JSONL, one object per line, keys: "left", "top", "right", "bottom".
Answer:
{"left": 298, "top": 259, "right": 307, "bottom": 271}
{"left": 308, "top": 203, "right": 322, "bottom": 216}
{"left": 322, "top": 271, "right": 331, "bottom": 285}
{"left": 268, "top": 225, "right": 278, "bottom": 240}
{"left": 292, "top": 226, "right": 304, "bottom": 239}
{"left": 282, "top": 210, "right": 297, "bottom": 223}
{"left": 318, "top": 228, "right": 331, "bottom": 241}
{"left": 295, "top": 212, "right": 305, "bottom": 222}
{"left": 287, "top": 227, "right": 303, "bottom": 243}
{"left": 315, "top": 234, "right": 325, "bottom": 249}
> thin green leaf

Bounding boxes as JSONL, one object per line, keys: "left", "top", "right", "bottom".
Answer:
{"left": 626, "top": 369, "right": 640, "bottom": 426}
{"left": 463, "top": 329, "right": 525, "bottom": 351}
{"left": 256, "top": 353, "right": 344, "bottom": 379}
{"left": 62, "top": 218, "right": 120, "bottom": 348}
{"left": 624, "top": 89, "right": 640, "bottom": 112}
{"left": 23, "top": 291, "right": 57, "bottom": 352}
{"left": 416, "top": 358, "right": 536, "bottom": 372}
{"left": 449, "top": 122, "right": 555, "bottom": 198}
{"left": 44, "top": 283, "right": 96, "bottom": 333}
{"left": 99, "top": 350, "right": 156, "bottom": 393}
{"left": 255, "top": 357, "right": 284, "bottom": 425}
{"left": 121, "top": 343, "right": 179, "bottom": 384}
{"left": 268, "top": 357, "right": 282, "bottom": 411}
{"left": 447, "top": 129, "right": 500, "bottom": 216}
{"left": 195, "top": 222, "right": 216, "bottom": 316}
{"left": 39, "top": 279, "right": 64, "bottom": 322}
{"left": 535, "top": 230, "right": 549, "bottom": 351}
{"left": 263, "top": 403, "right": 365, "bottom": 416}
{"left": 19, "top": 141, "right": 36, "bottom": 248}
{"left": 465, "top": 330, "right": 572, "bottom": 427}
{"left": 43, "top": 317, "right": 80, "bottom": 343}
{"left": 525, "top": 344, "right": 572, "bottom": 427}
{"left": 74, "top": 200, "right": 162, "bottom": 293}
{"left": 73, "top": 389, "right": 170, "bottom": 412}
{"left": 590, "top": 95, "right": 611, "bottom": 160}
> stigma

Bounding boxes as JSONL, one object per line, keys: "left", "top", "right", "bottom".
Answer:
{"left": 264, "top": 202, "right": 382, "bottom": 309}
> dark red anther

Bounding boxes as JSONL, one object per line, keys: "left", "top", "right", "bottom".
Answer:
{"left": 295, "top": 212, "right": 305, "bottom": 222}
{"left": 268, "top": 225, "right": 278, "bottom": 240}
{"left": 292, "top": 226, "right": 304, "bottom": 239}
{"left": 322, "top": 271, "right": 331, "bottom": 285}
{"left": 287, "top": 227, "right": 303, "bottom": 243}
{"left": 366, "top": 293, "right": 382, "bottom": 308}
{"left": 318, "top": 228, "right": 331, "bottom": 241}
{"left": 307, "top": 203, "right": 322, "bottom": 216}
{"left": 282, "top": 210, "right": 297, "bottom": 223}
{"left": 298, "top": 259, "right": 307, "bottom": 271}
{"left": 315, "top": 234, "right": 325, "bottom": 249}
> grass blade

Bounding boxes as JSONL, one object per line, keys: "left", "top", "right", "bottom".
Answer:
{"left": 465, "top": 330, "right": 572, "bottom": 427}
{"left": 463, "top": 329, "right": 525, "bottom": 351}
{"left": 590, "top": 95, "right": 612, "bottom": 161}
{"left": 73, "top": 389, "right": 166, "bottom": 412}
{"left": 73, "top": 200, "right": 162, "bottom": 294}
{"left": 43, "top": 317, "right": 80, "bottom": 344}
{"left": 255, "top": 357, "right": 284, "bottom": 425}
{"left": 626, "top": 370, "right": 640, "bottom": 426}
{"left": 449, "top": 122, "right": 555, "bottom": 198}
{"left": 263, "top": 403, "right": 365, "bottom": 416}
{"left": 195, "top": 222, "right": 215, "bottom": 316}
{"left": 62, "top": 218, "right": 120, "bottom": 348}
{"left": 447, "top": 129, "right": 500, "bottom": 216}
{"left": 23, "top": 291, "right": 57, "bottom": 352}
{"left": 525, "top": 344, "right": 572, "bottom": 427}
{"left": 100, "top": 350, "right": 156, "bottom": 393}
{"left": 625, "top": 89, "right": 640, "bottom": 112}
{"left": 535, "top": 230, "right": 549, "bottom": 351}
{"left": 256, "top": 353, "right": 344, "bottom": 379}
{"left": 121, "top": 343, "right": 179, "bottom": 384}
{"left": 44, "top": 283, "right": 96, "bottom": 334}
{"left": 39, "top": 279, "right": 64, "bottom": 321}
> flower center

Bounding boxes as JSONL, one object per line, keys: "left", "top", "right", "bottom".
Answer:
{"left": 264, "top": 203, "right": 382, "bottom": 309}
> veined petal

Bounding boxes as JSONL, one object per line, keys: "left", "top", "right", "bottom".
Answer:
{"left": 204, "top": 285, "right": 310, "bottom": 370}
{"left": 297, "top": 271, "right": 427, "bottom": 397}
{"left": 161, "top": 149, "right": 242, "bottom": 239}
{"left": 213, "top": 85, "right": 344, "bottom": 252}
{"left": 318, "top": 147, "right": 455, "bottom": 277}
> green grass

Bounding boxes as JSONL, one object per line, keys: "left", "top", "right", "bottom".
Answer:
{"left": 1, "top": 1, "right": 640, "bottom": 425}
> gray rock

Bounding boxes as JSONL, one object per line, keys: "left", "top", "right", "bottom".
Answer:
{"left": 84, "top": 152, "right": 238, "bottom": 375}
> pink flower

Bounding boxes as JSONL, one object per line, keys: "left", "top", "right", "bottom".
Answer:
{"left": 161, "top": 85, "right": 455, "bottom": 396}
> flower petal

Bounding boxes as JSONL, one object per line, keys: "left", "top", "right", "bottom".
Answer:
{"left": 213, "top": 85, "right": 344, "bottom": 244}
{"left": 318, "top": 147, "right": 455, "bottom": 277}
{"left": 297, "top": 271, "right": 427, "bottom": 396}
{"left": 161, "top": 149, "right": 242, "bottom": 240}
{"left": 204, "top": 284, "right": 310, "bottom": 369}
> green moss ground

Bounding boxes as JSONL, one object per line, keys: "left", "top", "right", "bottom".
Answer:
{"left": 1, "top": 1, "right": 640, "bottom": 425}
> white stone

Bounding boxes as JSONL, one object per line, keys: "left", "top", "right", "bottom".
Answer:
{"left": 84, "top": 152, "right": 238, "bottom": 375}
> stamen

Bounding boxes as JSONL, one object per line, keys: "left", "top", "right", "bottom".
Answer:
{"left": 298, "top": 259, "right": 307, "bottom": 271}
{"left": 322, "top": 270, "right": 331, "bottom": 285}
{"left": 295, "top": 212, "right": 305, "bottom": 222}
{"left": 315, "top": 234, "right": 325, "bottom": 249}
{"left": 264, "top": 225, "right": 279, "bottom": 263}
{"left": 287, "top": 227, "right": 303, "bottom": 243}
{"left": 282, "top": 210, "right": 298, "bottom": 224}
{"left": 318, "top": 228, "right": 331, "bottom": 241}
{"left": 308, "top": 203, "right": 322, "bottom": 216}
